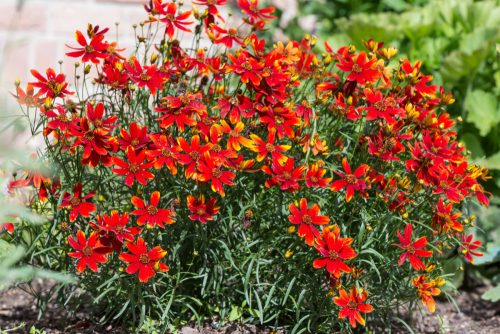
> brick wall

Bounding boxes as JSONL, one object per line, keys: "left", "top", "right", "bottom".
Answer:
{"left": 0, "top": 0, "right": 149, "bottom": 111}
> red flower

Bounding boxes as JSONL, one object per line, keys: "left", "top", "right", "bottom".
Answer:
{"left": 460, "top": 234, "right": 483, "bottom": 263}
{"left": 43, "top": 105, "right": 74, "bottom": 133}
{"left": 228, "top": 51, "right": 263, "bottom": 86}
{"left": 363, "top": 88, "right": 402, "bottom": 125}
{"left": 194, "top": 0, "right": 227, "bottom": 21}
{"left": 68, "top": 230, "right": 107, "bottom": 273}
{"left": 155, "top": 93, "right": 205, "bottom": 132}
{"left": 197, "top": 152, "right": 235, "bottom": 197}
{"left": 432, "top": 198, "right": 463, "bottom": 233}
{"left": 149, "top": 2, "right": 193, "bottom": 38}
{"left": 305, "top": 163, "right": 332, "bottom": 188}
{"left": 0, "top": 222, "right": 15, "bottom": 234}
{"left": 70, "top": 102, "right": 118, "bottom": 167}
{"left": 175, "top": 135, "right": 210, "bottom": 179}
{"left": 238, "top": 0, "right": 276, "bottom": 21}
{"left": 288, "top": 198, "right": 330, "bottom": 245}
{"left": 60, "top": 182, "right": 97, "bottom": 222}
{"left": 145, "top": 134, "right": 179, "bottom": 175}
{"left": 131, "top": 191, "right": 175, "bottom": 228}
{"left": 119, "top": 237, "right": 169, "bottom": 283}
{"left": 112, "top": 147, "right": 155, "bottom": 186}
{"left": 333, "top": 287, "right": 374, "bottom": 328}
{"left": 393, "top": 223, "right": 432, "bottom": 271}
{"left": 187, "top": 194, "right": 220, "bottom": 224}
{"left": 337, "top": 51, "right": 380, "bottom": 85}
{"left": 30, "top": 68, "right": 73, "bottom": 99}
{"left": 124, "top": 57, "right": 165, "bottom": 95}
{"left": 210, "top": 25, "right": 243, "bottom": 48}
{"left": 92, "top": 211, "right": 140, "bottom": 247}
{"left": 118, "top": 122, "right": 149, "bottom": 151}
{"left": 262, "top": 157, "right": 304, "bottom": 192}
{"left": 313, "top": 225, "right": 357, "bottom": 278}
{"left": 431, "top": 168, "right": 463, "bottom": 203}
{"left": 330, "top": 158, "right": 370, "bottom": 202}
{"left": 99, "top": 60, "right": 129, "bottom": 89}
{"left": 66, "top": 30, "right": 109, "bottom": 64}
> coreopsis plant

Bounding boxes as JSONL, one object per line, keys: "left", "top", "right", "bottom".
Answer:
{"left": 6, "top": 0, "right": 490, "bottom": 332}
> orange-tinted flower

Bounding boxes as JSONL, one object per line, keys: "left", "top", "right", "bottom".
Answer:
{"left": 60, "top": 182, "right": 96, "bottom": 222}
{"left": 66, "top": 30, "right": 109, "bottom": 64}
{"left": 305, "top": 163, "right": 332, "bottom": 188}
{"left": 187, "top": 194, "right": 220, "bottom": 224}
{"left": 12, "top": 83, "right": 41, "bottom": 107}
{"left": 68, "top": 230, "right": 108, "bottom": 273}
{"left": 460, "top": 233, "right": 483, "bottom": 263}
{"left": 218, "top": 120, "right": 253, "bottom": 152}
{"left": 393, "top": 223, "right": 432, "bottom": 271}
{"left": 412, "top": 274, "right": 441, "bottom": 312}
{"left": 131, "top": 191, "right": 175, "bottom": 228}
{"left": 197, "top": 151, "right": 235, "bottom": 197}
{"left": 112, "top": 147, "right": 155, "bottom": 186}
{"left": 432, "top": 198, "right": 463, "bottom": 233}
{"left": 249, "top": 130, "right": 290, "bottom": 163}
{"left": 119, "top": 237, "right": 169, "bottom": 283}
{"left": 274, "top": 41, "right": 300, "bottom": 65}
{"left": 330, "top": 158, "right": 370, "bottom": 202}
{"left": 288, "top": 198, "right": 330, "bottom": 246}
{"left": 333, "top": 287, "right": 374, "bottom": 328}
{"left": 313, "top": 225, "right": 357, "bottom": 278}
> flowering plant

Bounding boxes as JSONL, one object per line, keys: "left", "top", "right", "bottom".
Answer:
{"left": 6, "top": 0, "right": 490, "bottom": 331}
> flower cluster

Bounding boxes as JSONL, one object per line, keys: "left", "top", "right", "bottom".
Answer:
{"left": 8, "top": 0, "right": 488, "bottom": 330}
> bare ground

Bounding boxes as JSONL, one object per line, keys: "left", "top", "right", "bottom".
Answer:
{"left": 0, "top": 280, "right": 499, "bottom": 333}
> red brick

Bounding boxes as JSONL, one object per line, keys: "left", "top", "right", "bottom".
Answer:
{"left": 1, "top": 39, "right": 31, "bottom": 86}
{"left": 33, "top": 39, "right": 64, "bottom": 71}
{"left": 0, "top": 1, "right": 48, "bottom": 31}
{"left": 47, "top": 3, "right": 129, "bottom": 35}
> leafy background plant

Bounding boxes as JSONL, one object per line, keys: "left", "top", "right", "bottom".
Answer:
{"left": 274, "top": 0, "right": 500, "bottom": 303}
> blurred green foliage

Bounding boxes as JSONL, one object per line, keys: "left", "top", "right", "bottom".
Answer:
{"left": 277, "top": 0, "right": 500, "bottom": 301}
{"left": 0, "top": 117, "right": 71, "bottom": 291}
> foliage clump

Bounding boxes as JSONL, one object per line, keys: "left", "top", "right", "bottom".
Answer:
{"left": 4, "top": 0, "right": 491, "bottom": 331}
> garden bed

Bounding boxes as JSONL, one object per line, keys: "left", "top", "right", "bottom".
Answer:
{"left": 0, "top": 280, "right": 499, "bottom": 333}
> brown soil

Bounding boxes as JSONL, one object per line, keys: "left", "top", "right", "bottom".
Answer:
{"left": 0, "top": 280, "right": 499, "bottom": 333}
